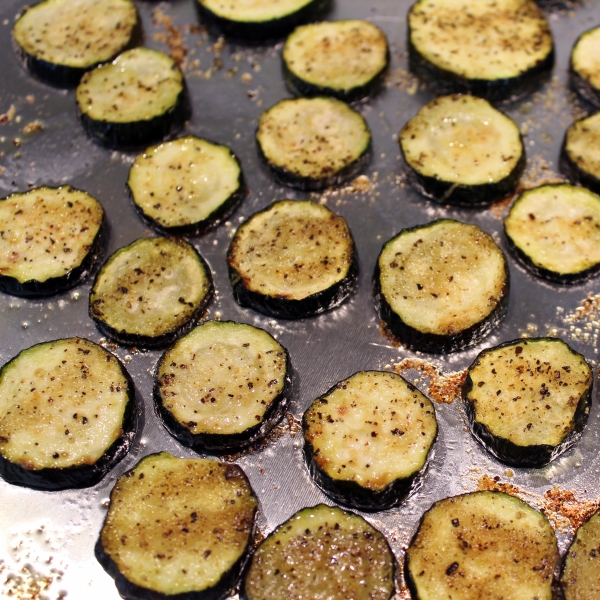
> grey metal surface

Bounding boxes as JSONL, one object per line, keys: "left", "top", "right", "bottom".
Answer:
{"left": 0, "top": 0, "right": 599, "bottom": 598}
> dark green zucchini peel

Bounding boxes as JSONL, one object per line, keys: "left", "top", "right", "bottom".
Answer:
{"left": 406, "top": 491, "right": 559, "bottom": 600}
{"left": 303, "top": 371, "right": 437, "bottom": 511}
{"left": 89, "top": 237, "right": 213, "bottom": 348}
{"left": 244, "top": 503, "right": 395, "bottom": 600}
{"left": 463, "top": 337, "right": 593, "bottom": 467}
{"left": 570, "top": 26, "right": 600, "bottom": 108}
{"left": 374, "top": 219, "right": 509, "bottom": 353}
{"left": 0, "top": 337, "right": 136, "bottom": 491}
{"left": 97, "top": 452, "right": 257, "bottom": 600}
{"left": 227, "top": 200, "right": 357, "bottom": 319}
{"left": 561, "top": 112, "right": 600, "bottom": 195}
{"left": 155, "top": 320, "right": 292, "bottom": 453}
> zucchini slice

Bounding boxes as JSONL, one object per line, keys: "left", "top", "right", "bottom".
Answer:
{"left": 561, "top": 508, "right": 600, "bottom": 599}
{"left": 227, "top": 200, "right": 357, "bottom": 319}
{"left": 282, "top": 20, "right": 389, "bottom": 102}
{"left": 12, "top": 0, "right": 138, "bottom": 87}
{"left": 504, "top": 184, "right": 600, "bottom": 283}
{"left": 463, "top": 337, "right": 593, "bottom": 467}
{"left": 570, "top": 26, "right": 600, "bottom": 108}
{"left": 0, "top": 186, "right": 104, "bottom": 297}
{"left": 0, "top": 337, "right": 136, "bottom": 491}
{"left": 127, "top": 136, "right": 245, "bottom": 236}
{"left": 195, "top": 0, "right": 328, "bottom": 41}
{"left": 303, "top": 371, "right": 437, "bottom": 511}
{"left": 255, "top": 97, "right": 371, "bottom": 191}
{"left": 561, "top": 112, "right": 600, "bottom": 195}
{"left": 76, "top": 48, "right": 187, "bottom": 150}
{"left": 406, "top": 491, "right": 559, "bottom": 600}
{"left": 374, "top": 219, "right": 509, "bottom": 354}
{"left": 97, "top": 452, "right": 257, "bottom": 600}
{"left": 407, "top": 0, "right": 554, "bottom": 102}
{"left": 89, "top": 237, "right": 213, "bottom": 348}
{"left": 399, "top": 95, "right": 525, "bottom": 207}
{"left": 244, "top": 503, "right": 395, "bottom": 600}
{"left": 155, "top": 320, "right": 292, "bottom": 453}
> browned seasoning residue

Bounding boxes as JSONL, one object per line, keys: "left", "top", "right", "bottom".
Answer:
{"left": 0, "top": 560, "right": 59, "bottom": 599}
{"left": 23, "top": 120, "right": 43, "bottom": 135}
{"left": 542, "top": 486, "right": 599, "bottom": 532}
{"left": 0, "top": 104, "right": 15, "bottom": 124}
{"left": 477, "top": 474, "right": 525, "bottom": 497}
{"left": 152, "top": 7, "right": 187, "bottom": 67}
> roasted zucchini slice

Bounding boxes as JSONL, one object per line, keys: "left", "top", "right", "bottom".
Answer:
{"left": 97, "top": 452, "right": 257, "bottom": 600}
{"left": 89, "top": 237, "right": 213, "bottom": 348}
{"left": 0, "top": 337, "right": 136, "bottom": 491}
{"left": 127, "top": 136, "right": 245, "bottom": 236}
{"left": 374, "top": 219, "right": 509, "bottom": 354}
{"left": 463, "top": 337, "right": 593, "bottom": 467}
{"left": 282, "top": 20, "right": 389, "bottom": 102}
{"left": 76, "top": 48, "right": 187, "bottom": 149}
{"left": 407, "top": 0, "right": 554, "bottom": 101}
{"left": 406, "top": 491, "right": 559, "bottom": 600}
{"left": 155, "top": 320, "right": 292, "bottom": 453}
{"left": 399, "top": 95, "right": 525, "bottom": 206}
{"left": 570, "top": 26, "right": 600, "bottom": 108}
{"left": 303, "top": 371, "right": 437, "bottom": 511}
{"left": 195, "top": 0, "right": 328, "bottom": 41}
{"left": 0, "top": 186, "right": 104, "bottom": 297}
{"left": 12, "top": 0, "right": 138, "bottom": 87}
{"left": 561, "top": 508, "right": 600, "bottom": 599}
{"left": 255, "top": 97, "right": 371, "bottom": 191}
{"left": 504, "top": 184, "right": 600, "bottom": 283}
{"left": 244, "top": 503, "right": 395, "bottom": 600}
{"left": 561, "top": 112, "right": 600, "bottom": 195}
{"left": 227, "top": 200, "right": 357, "bottom": 319}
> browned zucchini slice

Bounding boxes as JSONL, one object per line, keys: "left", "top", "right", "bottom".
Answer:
{"left": 561, "top": 112, "right": 600, "bottom": 195}
{"left": 570, "top": 26, "right": 600, "bottom": 108}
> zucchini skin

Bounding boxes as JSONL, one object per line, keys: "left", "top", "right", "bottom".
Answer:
{"left": 462, "top": 337, "right": 592, "bottom": 467}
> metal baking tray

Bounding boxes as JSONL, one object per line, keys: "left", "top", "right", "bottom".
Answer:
{"left": 1, "top": 0, "right": 599, "bottom": 598}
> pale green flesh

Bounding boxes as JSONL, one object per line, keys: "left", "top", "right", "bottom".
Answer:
{"left": 245, "top": 504, "right": 394, "bottom": 600}
{"left": 409, "top": 0, "right": 553, "bottom": 81}
{"left": 466, "top": 338, "right": 592, "bottom": 447}
{"left": 407, "top": 491, "right": 559, "bottom": 600}
{"left": 378, "top": 220, "right": 506, "bottom": 336}
{"left": 128, "top": 136, "right": 241, "bottom": 229}
{"left": 76, "top": 48, "right": 183, "bottom": 123}
{"left": 101, "top": 453, "right": 257, "bottom": 595}
{"left": 572, "top": 27, "right": 600, "bottom": 90}
{"left": 283, "top": 20, "right": 388, "bottom": 90}
{"left": 0, "top": 338, "right": 129, "bottom": 470}
{"left": 228, "top": 200, "right": 354, "bottom": 300}
{"left": 90, "top": 238, "right": 211, "bottom": 338}
{"left": 158, "top": 321, "right": 287, "bottom": 434}
{"left": 561, "top": 510, "right": 600, "bottom": 600}
{"left": 256, "top": 97, "right": 370, "bottom": 180}
{"left": 199, "top": 0, "right": 313, "bottom": 22}
{"left": 13, "top": 0, "right": 137, "bottom": 68}
{"left": 0, "top": 186, "right": 103, "bottom": 283}
{"left": 304, "top": 371, "right": 436, "bottom": 490}
{"left": 400, "top": 95, "right": 522, "bottom": 185}
{"left": 505, "top": 184, "right": 600, "bottom": 275}
{"left": 565, "top": 113, "right": 600, "bottom": 182}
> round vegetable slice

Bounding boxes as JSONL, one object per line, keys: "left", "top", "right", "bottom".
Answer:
{"left": 97, "top": 452, "right": 257, "bottom": 600}
{"left": 570, "top": 26, "right": 600, "bottom": 108}
{"left": 374, "top": 219, "right": 509, "bottom": 354}
{"left": 127, "top": 136, "right": 245, "bottom": 236}
{"left": 76, "top": 48, "right": 187, "bottom": 149}
{"left": 0, "top": 337, "right": 136, "bottom": 491}
{"left": 155, "top": 320, "right": 292, "bottom": 453}
{"left": 255, "top": 97, "right": 371, "bottom": 191}
{"left": 463, "top": 337, "right": 593, "bottom": 467}
{"left": 303, "top": 371, "right": 437, "bottom": 511}
{"left": 227, "top": 200, "right": 357, "bottom": 319}
{"left": 561, "top": 508, "right": 600, "bottom": 599}
{"left": 561, "top": 112, "right": 600, "bottom": 195}
{"left": 406, "top": 491, "right": 559, "bottom": 600}
{"left": 282, "top": 20, "right": 389, "bottom": 102}
{"left": 0, "top": 185, "right": 104, "bottom": 297}
{"left": 244, "top": 503, "right": 395, "bottom": 600}
{"left": 89, "top": 237, "right": 213, "bottom": 348}
{"left": 504, "top": 184, "right": 600, "bottom": 283}
{"left": 407, "top": 0, "right": 554, "bottom": 101}
{"left": 399, "top": 94, "right": 525, "bottom": 206}
{"left": 12, "top": 0, "right": 139, "bottom": 87}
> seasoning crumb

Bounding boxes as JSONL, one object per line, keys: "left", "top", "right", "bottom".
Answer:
{"left": 0, "top": 104, "right": 16, "bottom": 124}
{"left": 23, "top": 120, "right": 43, "bottom": 135}
{"left": 542, "top": 486, "right": 599, "bottom": 532}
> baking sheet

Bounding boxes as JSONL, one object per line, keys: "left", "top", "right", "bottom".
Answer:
{"left": 1, "top": 0, "right": 600, "bottom": 598}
